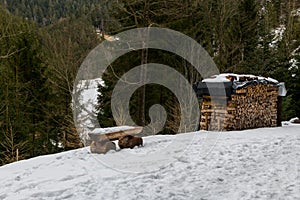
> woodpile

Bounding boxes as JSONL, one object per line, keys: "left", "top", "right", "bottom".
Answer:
{"left": 200, "top": 84, "right": 279, "bottom": 131}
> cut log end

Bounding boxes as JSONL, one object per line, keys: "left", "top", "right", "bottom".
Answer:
{"left": 90, "top": 141, "right": 116, "bottom": 154}
{"left": 118, "top": 135, "right": 143, "bottom": 149}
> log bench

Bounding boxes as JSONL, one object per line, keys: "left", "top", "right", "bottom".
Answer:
{"left": 88, "top": 126, "right": 143, "bottom": 154}
{"left": 292, "top": 119, "right": 300, "bottom": 124}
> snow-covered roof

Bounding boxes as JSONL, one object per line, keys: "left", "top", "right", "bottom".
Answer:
{"left": 202, "top": 74, "right": 231, "bottom": 83}
{"left": 202, "top": 73, "right": 279, "bottom": 84}
{"left": 197, "top": 73, "right": 286, "bottom": 97}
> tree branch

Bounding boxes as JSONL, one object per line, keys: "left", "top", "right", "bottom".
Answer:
{"left": 0, "top": 48, "right": 26, "bottom": 59}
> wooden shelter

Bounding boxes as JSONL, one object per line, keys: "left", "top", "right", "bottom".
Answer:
{"left": 194, "top": 74, "right": 286, "bottom": 131}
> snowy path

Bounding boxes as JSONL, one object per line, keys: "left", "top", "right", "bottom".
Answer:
{"left": 0, "top": 125, "right": 299, "bottom": 200}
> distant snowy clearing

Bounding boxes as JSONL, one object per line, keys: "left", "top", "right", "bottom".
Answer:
{"left": 0, "top": 124, "right": 299, "bottom": 200}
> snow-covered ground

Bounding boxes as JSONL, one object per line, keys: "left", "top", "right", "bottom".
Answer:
{"left": 0, "top": 123, "right": 299, "bottom": 200}
{"left": 74, "top": 78, "right": 104, "bottom": 144}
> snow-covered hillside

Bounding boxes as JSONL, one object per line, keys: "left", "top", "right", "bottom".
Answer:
{"left": 74, "top": 78, "right": 104, "bottom": 144}
{"left": 0, "top": 124, "right": 299, "bottom": 200}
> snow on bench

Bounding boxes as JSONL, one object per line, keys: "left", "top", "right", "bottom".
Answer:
{"left": 88, "top": 126, "right": 143, "bottom": 142}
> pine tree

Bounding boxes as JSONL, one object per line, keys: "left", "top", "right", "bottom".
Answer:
{"left": 0, "top": 7, "right": 50, "bottom": 164}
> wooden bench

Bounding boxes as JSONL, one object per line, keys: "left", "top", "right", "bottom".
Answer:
{"left": 88, "top": 126, "right": 143, "bottom": 154}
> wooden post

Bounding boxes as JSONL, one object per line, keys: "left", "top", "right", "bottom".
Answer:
{"left": 205, "top": 114, "right": 208, "bottom": 130}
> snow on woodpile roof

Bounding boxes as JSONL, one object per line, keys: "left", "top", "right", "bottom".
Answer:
{"left": 202, "top": 73, "right": 279, "bottom": 84}
{"left": 196, "top": 73, "right": 286, "bottom": 97}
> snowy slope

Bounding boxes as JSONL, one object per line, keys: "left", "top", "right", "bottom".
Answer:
{"left": 0, "top": 125, "right": 300, "bottom": 200}
{"left": 74, "top": 78, "right": 104, "bottom": 144}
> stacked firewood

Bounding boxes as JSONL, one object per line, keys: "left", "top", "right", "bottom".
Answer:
{"left": 200, "top": 84, "right": 278, "bottom": 131}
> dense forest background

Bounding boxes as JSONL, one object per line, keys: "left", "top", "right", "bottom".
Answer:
{"left": 0, "top": 0, "right": 299, "bottom": 165}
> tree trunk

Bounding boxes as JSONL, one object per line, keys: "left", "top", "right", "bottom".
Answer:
{"left": 138, "top": 48, "right": 147, "bottom": 126}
